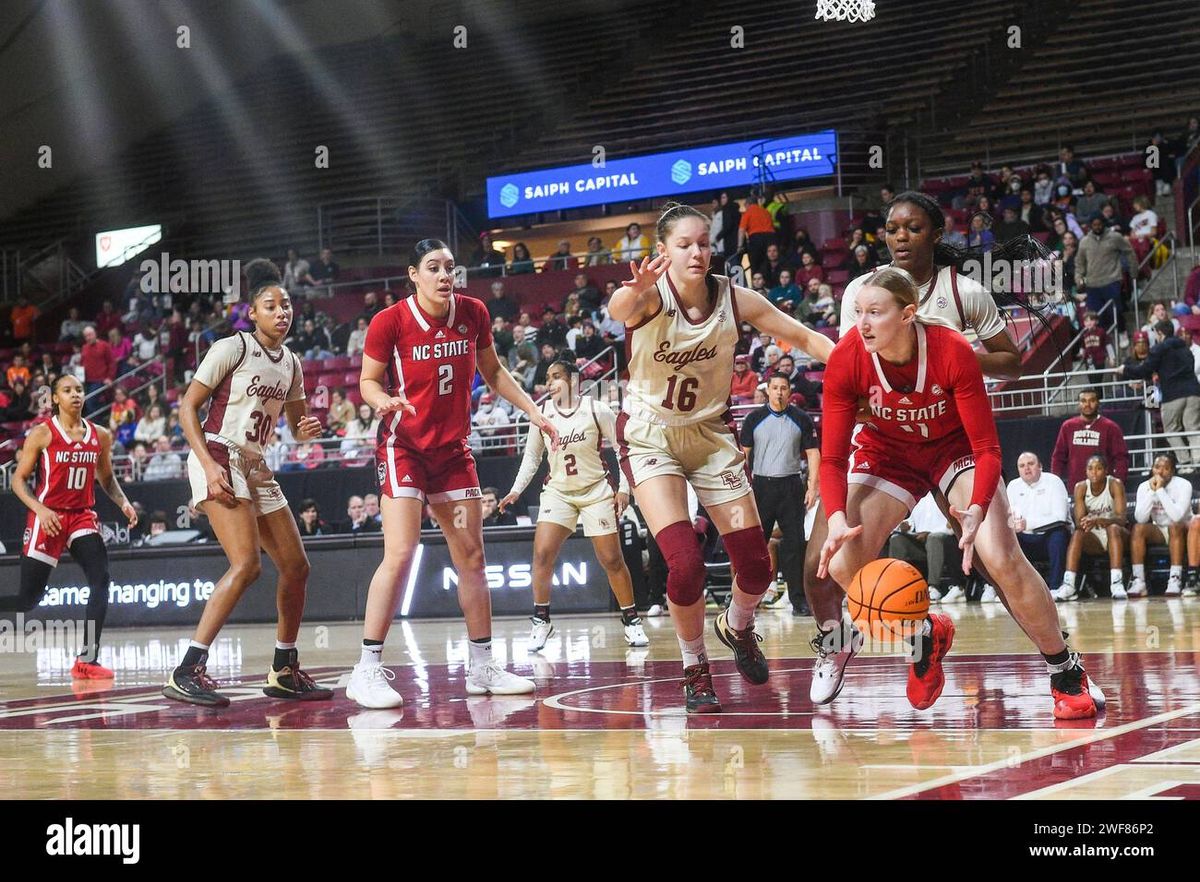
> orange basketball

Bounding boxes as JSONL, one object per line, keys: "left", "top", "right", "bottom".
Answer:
{"left": 846, "top": 558, "right": 929, "bottom": 640}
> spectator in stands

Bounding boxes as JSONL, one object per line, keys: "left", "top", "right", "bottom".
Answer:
{"left": 997, "top": 172, "right": 1024, "bottom": 213}
{"left": 363, "top": 493, "right": 383, "bottom": 528}
{"left": 584, "top": 236, "right": 610, "bottom": 266}
{"left": 739, "top": 194, "right": 776, "bottom": 271}
{"left": 290, "top": 318, "right": 322, "bottom": 359}
{"left": 338, "top": 495, "right": 380, "bottom": 535}
{"left": 873, "top": 225, "right": 892, "bottom": 263}
{"left": 1061, "top": 231, "right": 1080, "bottom": 292}
{"left": 573, "top": 321, "right": 605, "bottom": 364}
{"left": 1033, "top": 166, "right": 1055, "bottom": 206}
{"left": 887, "top": 493, "right": 961, "bottom": 601}
{"left": 1052, "top": 388, "right": 1130, "bottom": 489}
{"left": 1120, "top": 318, "right": 1200, "bottom": 471}
{"left": 481, "top": 487, "right": 518, "bottom": 528}
{"left": 564, "top": 314, "right": 584, "bottom": 352}
{"left": 1054, "top": 454, "right": 1129, "bottom": 601}
{"left": 324, "top": 314, "right": 347, "bottom": 355}
{"left": 1077, "top": 215, "right": 1134, "bottom": 324}
{"left": 93, "top": 299, "right": 122, "bottom": 339}
{"left": 966, "top": 214, "right": 995, "bottom": 252}
{"left": 144, "top": 435, "right": 184, "bottom": 481}
{"left": 340, "top": 403, "right": 378, "bottom": 460}
{"left": 730, "top": 354, "right": 759, "bottom": 403}
{"left": 134, "top": 402, "right": 167, "bottom": 445}
{"left": 1140, "top": 302, "right": 1179, "bottom": 338}
{"left": 509, "top": 242, "right": 536, "bottom": 275}
{"left": 1131, "top": 453, "right": 1191, "bottom": 597}
{"left": 846, "top": 245, "right": 877, "bottom": 279}
{"left": 286, "top": 439, "right": 325, "bottom": 470}
{"left": 108, "top": 385, "right": 140, "bottom": 431}
{"left": 1017, "top": 186, "right": 1045, "bottom": 232}
{"left": 282, "top": 248, "right": 310, "bottom": 292}
{"left": 792, "top": 227, "right": 819, "bottom": 265}
{"left": 538, "top": 306, "right": 568, "bottom": 350}
{"left": 310, "top": 248, "right": 339, "bottom": 287}
{"left": 166, "top": 409, "right": 184, "bottom": 446}
{"left": 1079, "top": 310, "right": 1110, "bottom": 375}
{"left": 296, "top": 499, "right": 327, "bottom": 537}
{"left": 132, "top": 322, "right": 159, "bottom": 364}
{"left": 571, "top": 272, "right": 602, "bottom": 317}
{"left": 794, "top": 250, "right": 824, "bottom": 291}
{"left": 941, "top": 214, "right": 967, "bottom": 249}
{"left": 473, "top": 232, "right": 507, "bottom": 277}
{"left": 1007, "top": 452, "right": 1073, "bottom": 594}
{"left": 543, "top": 240, "right": 579, "bottom": 272}
{"left": 327, "top": 387, "right": 355, "bottom": 435}
{"left": 472, "top": 394, "right": 512, "bottom": 453}
{"left": 710, "top": 196, "right": 727, "bottom": 261}
{"left": 80, "top": 325, "right": 115, "bottom": 416}
{"left": 975, "top": 194, "right": 994, "bottom": 219}
{"left": 5, "top": 353, "right": 31, "bottom": 389}
{"left": 715, "top": 192, "right": 741, "bottom": 260}
{"left": 0, "top": 377, "right": 33, "bottom": 423}
{"left": 1046, "top": 216, "right": 1069, "bottom": 254}
{"left": 121, "top": 441, "right": 149, "bottom": 483}
{"left": 1182, "top": 115, "right": 1200, "bottom": 158}
{"left": 1129, "top": 195, "right": 1159, "bottom": 242}
{"left": 774, "top": 355, "right": 822, "bottom": 406}
{"left": 59, "top": 307, "right": 86, "bottom": 342}
{"left": 993, "top": 206, "right": 1029, "bottom": 242}
{"left": 562, "top": 292, "right": 583, "bottom": 323}
{"left": 756, "top": 242, "right": 792, "bottom": 288}
{"left": 532, "top": 342, "right": 561, "bottom": 397}
{"left": 516, "top": 311, "right": 537, "bottom": 347}
{"left": 9, "top": 296, "right": 38, "bottom": 345}
{"left": 1056, "top": 145, "right": 1089, "bottom": 192}
{"left": 507, "top": 325, "right": 538, "bottom": 389}
{"left": 485, "top": 280, "right": 519, "bottom": 324}
{"left": 767, "top": 269, "right": 801, "bottom": 314}
{"left": 1147, "top": 131, "right": 1177, "bottom": 196}
{"left": 1074, "top": 180, "right": 1110, "bottom": 225}
{"left": 954, "top": 160, "right": 990, "bottom": 211}
{"left": 807, "top": 282, "right": 837, "bottom": 329}
{"left": 614, "top": 223, "right": 651, "bottom": 262}
{"left": 346, "top": 316, "right": 369, "bottom": 357}
{"left": 355, "top": 291, "right": 380, "bottom": 326}
{"left": 491, "top": 316, "right": 513, "bottom": 359}
{"left": 749, "top": 271, "right": 769, "bottom": 298}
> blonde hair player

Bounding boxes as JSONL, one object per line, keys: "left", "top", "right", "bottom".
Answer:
{"left": 606, "top": 201, "right": 834, "bottom": 713}
{"left": 166, "top": 258, "right": 332, "bottom": 707}
{"left": 817, "top": 267, "right": 1101, "bottom": 720}
{"left": 500, "top": 358, "right": 648, "bottom": 650}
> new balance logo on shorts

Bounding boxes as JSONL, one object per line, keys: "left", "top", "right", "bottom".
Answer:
{"left": 646, "top": 458, "right": 658, "bottom": 466}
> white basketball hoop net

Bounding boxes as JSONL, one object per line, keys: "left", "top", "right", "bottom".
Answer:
{"left": 815, "top": 0, "right": 876, "bottom": 22}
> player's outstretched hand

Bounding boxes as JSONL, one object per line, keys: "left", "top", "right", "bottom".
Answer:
{"left": 121, "top": 501, "right": 139, "bottom": 529}
{"left": 533, "top": 412, "right": 561, "bottom": 450}
{"left": 949, "top": 503, "right": 984, "bottom": 573}
{"left": 377, "top": 395, "right": 417, "bottom": 418}
{"left": 498, "top": 492, "right": 519, "bottom": 513}
{"left": 295, "top": 415, "right": 323, "bottom": 441}
{"left": 622, "top": 254, "right": 669, "bottom": 295}
{"left": 816, "top": 513, "right": 862, "bottom": 580}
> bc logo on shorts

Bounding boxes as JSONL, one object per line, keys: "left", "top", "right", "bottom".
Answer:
{"left": 720, "top": 471, "right": 741, "bottom": 489}
{"left": 376, "top": 462, "right": 387, "bottom": 488}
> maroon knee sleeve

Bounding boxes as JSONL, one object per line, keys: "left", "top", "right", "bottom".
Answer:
{"left": 656, "top": 520, "right": 707, "bottom": 606}
{"left": 723, "top": 526, "right": 773, "bottom": 596}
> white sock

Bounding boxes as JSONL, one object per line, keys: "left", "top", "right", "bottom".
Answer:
{"left": 468, "top": 638, "right": 493, "bottom": 669}
{"left": 727, "top": 594, "right": 757, "bottom": 631}
{"left": 1110, "top": 568, "right": 1124, "bottom": 584}
{"left": 275, "top": 640, "right": 296, "bottom": 651}
{"left": 1062, "top": 571, "right": 1076, "bottom": 588}
{"left": 678, "top": 634, "right": 708, "bottom": 668}
{"left": 359, "top": 642, "right": 383, "bottom": 667}
{"left": 1169, "top": 566, "right": 1183, "bottom": 583}
{"left": 189, "top": 640, "right": 210, "bottom": 652}
{"left": 1132, "top": 564, "right": 1146, "bottom": 581}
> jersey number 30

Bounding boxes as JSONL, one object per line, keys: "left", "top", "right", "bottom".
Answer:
{"left": 246, "top": 411, "right": 274, "bottom": 446}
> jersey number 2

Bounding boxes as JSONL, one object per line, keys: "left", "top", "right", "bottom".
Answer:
{"left": 661, "top": 375, "right": 699, "bottom": 412}
{"left": 438, "top": 364, "right": 453, "bottom": 396}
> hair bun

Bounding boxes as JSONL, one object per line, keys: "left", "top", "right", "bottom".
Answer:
{"left": 244, "top": 258, "right": 282, "bottom": 294}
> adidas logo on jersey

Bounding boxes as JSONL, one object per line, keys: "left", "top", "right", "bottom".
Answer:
{"left": 898, "top": 396, "right": 913, "bottom": 405}
{"left": 855, "top": 459, "right": 871, "bottom": 470}
{"left": 435, "top": 330, "right": 446, "bottom": 339}
{"left": 402, "top": 474, "right": 413, "bottom": 482}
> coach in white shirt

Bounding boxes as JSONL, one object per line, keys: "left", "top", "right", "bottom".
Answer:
{"left": 1007, "top": 452, "right": 1073, "bottom": 593}
{"left": 1131, "top": 453, "right": 1193, "bottom": 597}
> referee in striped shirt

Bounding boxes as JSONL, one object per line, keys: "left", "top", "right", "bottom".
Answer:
{"left": 740, "top": 371, "right": 819, "bottom": 615}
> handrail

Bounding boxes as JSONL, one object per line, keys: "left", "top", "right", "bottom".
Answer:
{"left": 1039, "top": 297, "right": 1119, "bottom": 377}
{"left": 1131, "top": 230, "right": 1180, "bottom": 328}
{"left": 1187, "top": 190, "right": 1200, "bottom": 260}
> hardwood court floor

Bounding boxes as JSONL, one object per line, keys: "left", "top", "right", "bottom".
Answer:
{"left": 0, "top": 599, "right": 1197, "bottom": 799}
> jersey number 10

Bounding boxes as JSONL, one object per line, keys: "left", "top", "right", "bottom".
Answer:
{"left": 66, "top": 466, "right": 88, "bottom": 491}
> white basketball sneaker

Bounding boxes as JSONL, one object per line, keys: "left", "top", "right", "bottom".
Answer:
{"left": 941, "top": 586, "right": 966, "bottom": 603}
{"left": 1127, "top": 578, "right": 1148, "bottom": 598}
{"left": 928, "top": 586, "right": 942, "bottom": 603}
{"left": 646, "top": 604, "right": 666, "bottom": 617}
{"left": 1052, "top": 583, "right": 1079, "bottom": 602}
{"left": 1165, "top": 578, "right": 1183, "bottom": 597}
{"left": 809, "top": 624, "right": 864, "bottom": 705}
{"left": 466, "top": 661, "right": 536, "bottom": 695}
{"left": 528, "top": 617, "right": 554, "bottom": 652}
{"left": 980, "top": 585, "right": 999, "bottom": 603}
{"left": 346, "top": 662, "right": 404, "bottom": 709}
{"left": 1110, "top": 581, "right": 1128, "bottom": 600}
{"left": 623, "top": 621, "right": 650, "bottom": 647}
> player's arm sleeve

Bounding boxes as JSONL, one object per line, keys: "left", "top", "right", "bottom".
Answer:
{"left": 1108, "top": 425, "right": 1129, "bottom": 479}
{"left": 362, "top": 311, "right": 395, "bottom": 363}
{"left": 1050, "top": 423, "right": 1069, "bottom": 479}
{"left": 1164, "top": 479, "right": 1191, "bottom": 522}
{"left": 1133, "top": 484, "right": 1153, "bottom": 523}
{"left": 948, "top": 338, "right": 1003, "bottom": 513}
{"left": 961, "top": 276, "right": 1006, "bottom": 340}
{"left": 287, "top": 353, "right": 306, "bottom": 402}
{"left": 817, "top": 345, "right": 858, "bottom": 517}
{"left": 739, "top": 409, "right": 760, "bottom": 448}
{"left": 595, "top": 401, "right": 630, "bottom": 495}
{"left": 193, "top": 335, "right": 241, "bottom": 389}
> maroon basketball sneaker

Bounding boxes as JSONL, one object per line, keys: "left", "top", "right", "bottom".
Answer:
{"left": 1049, "top": 653, "right": 1098, "bottom": 720}
{"left": 906, "top": 613, "right": 955, "bottom": 710}
{"left": 683, "top": 662, "right": 722, "bottom": 714}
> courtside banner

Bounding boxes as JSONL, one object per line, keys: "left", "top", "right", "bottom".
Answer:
{"left": 486, "top": 130, "right": 838, "bottom": 218}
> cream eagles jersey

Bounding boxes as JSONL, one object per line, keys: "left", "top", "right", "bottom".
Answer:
{"left": 509, "top": 396, "right": 628, "bottom": 498}
{"left": 195, "top": 331, "right": 304, "bottom": 457}
{"left": 839, "top": 265, "right": 1005, "bottom": 343}
{"left": 623, "top": 273, "right": 738, "bottom": 426}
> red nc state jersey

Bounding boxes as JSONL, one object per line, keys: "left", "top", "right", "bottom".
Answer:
{"left": 363, "top": 293, "right": 493, "bottom": 451}
{"left": 37, "top": 417, "right": 101, "bottom": 510}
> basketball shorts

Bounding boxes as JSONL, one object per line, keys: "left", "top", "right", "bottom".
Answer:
{"left": 376, "top": 437, "right": 481, "bottom": 504}
{"left": 187, "top": 439, "right": 289, "bottom": 516}
{"left": 847, "top": 429, "right": 976, "bottom": 513}
{"left": 23, "top": 508, "right": 101, "bottom": 567}
{"left": 539, "top": 479, "right": 620, "bottom": 537}
{"left": 1145, "top": 523, "right": 1175, "bottom": 544}
{"left": 615, "top": 412, "right": 750, "bottom": 509}
{"left": 1089, "top": 526, "right": 1110, "bottom": 551}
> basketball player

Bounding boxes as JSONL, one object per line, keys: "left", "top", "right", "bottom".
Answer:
{"left": 498, "top": 358, "right": 648, "bottom": 650}
{"left": 164, "top": 259, "right": 332, "bottom": 707}
{"left": 816, "top": 268, "right": 1098, "bottom": 719}
{"left": 1054, "top": 454, "right": 1128, "bottom": 601}
{"left": 346, "top": 239, "right": 561, "bottom": 709}
{"left": 808, "top": 190, "right": 1052, "bottom": 704}
{"left": 4, "top": 375, "right": 137, "bottom": 678}
{"left": 606, "top": 202, "right": 834, "bottom": 713}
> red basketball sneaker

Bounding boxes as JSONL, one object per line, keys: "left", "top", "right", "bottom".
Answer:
{"left": 1050, "top": 653, "right": 1098, "bottom": 720}
{"left": 683, "top": 662, "right": 722, "bottom": 714}
{"left": 906, "top": 613, "right": 954, "bottom": 710}
{"left": 71, "top": 658, "right": 114, "bottom": 679}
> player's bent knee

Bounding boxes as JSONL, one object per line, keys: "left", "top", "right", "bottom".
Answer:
{"left": 230, "top": 559, "right": 263, "bottom": 585}
{"left": 656, "top": 521, "right": 706, "bottom": 606}
{"left": 723, "top": 526, "right": 772, "bottom": 596}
